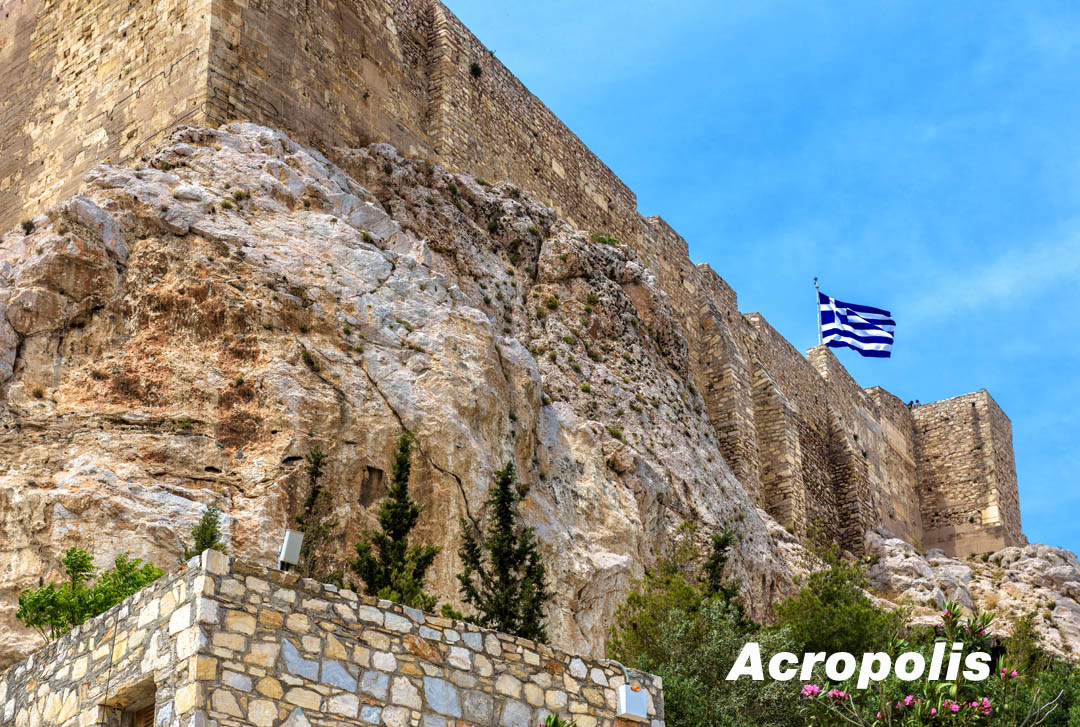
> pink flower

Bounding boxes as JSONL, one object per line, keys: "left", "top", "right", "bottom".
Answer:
{"left": 801, "top": 684, "right": 822, "bottom": 699}
{"left": 930, "top": 708, "right": 937, "bottom": 715}
{"left": 904, "top": 695, "right": 915, "bottom": 707}
{"left": 1010, "top": 669, "right": 1018, "bottom": 677}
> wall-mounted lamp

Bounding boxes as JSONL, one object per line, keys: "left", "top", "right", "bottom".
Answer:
{"left": 278, "top": 529, "right": 304, "bottom": 572}
{"left": 601, "top": 659, "right": 648, "bottom": 722}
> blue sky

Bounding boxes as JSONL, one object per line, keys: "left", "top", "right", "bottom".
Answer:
{"left": 444, "top": 1, "right": 1080, "bottom": 554}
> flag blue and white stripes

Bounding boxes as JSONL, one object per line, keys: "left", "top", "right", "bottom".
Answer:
{"left": 818, "top": 291, "right": 895, "bottom": 358}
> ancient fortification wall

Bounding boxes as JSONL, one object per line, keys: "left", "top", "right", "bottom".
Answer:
{"left": 0, "top": 0, "right": 212, "bottom": 231}
{"left": 913, "top": 392, "right": 1024, "bottom": 555}
{"left": 203, "top": 0, "right": 639, "bottom": 245}
{"left": 0, "top": 550, "right": 664, "bottom": 727}
{"left": 0, "top": 0, "right": 1024, "bottom": 556}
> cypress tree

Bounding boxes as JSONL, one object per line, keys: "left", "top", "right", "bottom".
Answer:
{"left": 182, "top": 502, "right": 228, "bottom": 560}
{"left": 349, "top": 431, "right": 441, "bottom": 611}
{"left": 450, "top": 461, "right": 551, "bottom": 642}
{"left": 295, "top": 445, "right": 341, "bottom": 584}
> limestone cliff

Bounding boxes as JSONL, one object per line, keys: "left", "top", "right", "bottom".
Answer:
{"left": 3, "top": 124, "right": 1077, "bottom": 671}
{"left": 866, "top": 531, "right": 1080, "bottom": 659}
{"left": 0, "top": 124, "right": 791, "bottom": 667}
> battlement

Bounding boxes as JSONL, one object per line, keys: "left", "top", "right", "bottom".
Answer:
{"left": 0, "top": 0, "right": 1023, "bottom": 556}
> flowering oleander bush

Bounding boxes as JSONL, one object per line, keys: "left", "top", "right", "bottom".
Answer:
{"left": 797, "top": 603, "right": 1069, "bottom": 726}
{"left": 611, "top": 523, "right": 1080, "bottom": 727}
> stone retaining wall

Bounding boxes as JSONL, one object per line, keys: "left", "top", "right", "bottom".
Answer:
{"left": 0, "top": 551, "right": 664, "bottom": 727}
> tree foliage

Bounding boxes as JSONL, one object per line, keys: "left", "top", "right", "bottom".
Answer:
{"left": 294, "top": 445, "right": 342, "bottom": 584}
{"left": 608, "top": 523, "right": 801, "bottom": 727}
{"left": 16, "top": 547, "right": 162, "bottom": 640}
{"left": 182, "top": 502, "right": 228, "bottom": 560}
{"left": 447, "top": 461, "right": 551, "bottom": 642}
{"left": 774, "top": 529, "right": 906, "bottom": 655}
{"left": 349, "top": 431, "right": 441, "bottom": 611}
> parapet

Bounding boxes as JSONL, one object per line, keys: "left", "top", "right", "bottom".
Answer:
{"left": 0, "top": 551, "right": 664, "bottom": 727}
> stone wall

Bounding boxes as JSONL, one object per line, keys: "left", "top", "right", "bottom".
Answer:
{"left": 0, "top": 550, "right": 665, "bottom": 727}
{"left": 0, "top": 0, "right": 212, "bottom": 232}
{"left": 1, "top": 0, "right": 638, "bottom": 250}
{"left": 0, "top": 558, "right": 203, "bottom": 727}
{"left": 0, "top": 0, "right": 1025, "bottom": 558}
{"left": 207, "top": 0, "right": 640, "bottom": 248}
{"left": 866, "top": 387, "right": 924, "bottom": 543}
{"left": 913, "top": 391, "right": 1026, "bottom": 556}
{"left": 423, "top": 2, "right": 641, "bottom": 245}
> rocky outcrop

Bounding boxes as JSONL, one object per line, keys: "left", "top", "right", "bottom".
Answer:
{"left": 866, "top": 530, "right": 1080, "bottom": 658}
{"left": 0, "top": 124, "right": 793, "bottom": 667}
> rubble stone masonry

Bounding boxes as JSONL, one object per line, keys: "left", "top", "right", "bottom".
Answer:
{"left": 0, "top": 550, "right": 664, "bottom": 727}
{"left": 0, "top": 0, "right": 1024, "bottom": 555}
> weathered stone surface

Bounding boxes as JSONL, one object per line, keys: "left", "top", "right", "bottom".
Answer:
{"left": 282, "top": 639, "right": 319, "bottom": 680}
{"left": 866, "top": 530, "right": 1080, "bottom": 657}
{"left": 0, "top": 123, "right": 789, "bottom": 665}
{"left": 425, "top": 676, "right": 463, "bottom": 718}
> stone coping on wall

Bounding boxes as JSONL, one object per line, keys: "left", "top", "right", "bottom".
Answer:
{"left": 0, "top": 550, "right": 665, "bottom": 727}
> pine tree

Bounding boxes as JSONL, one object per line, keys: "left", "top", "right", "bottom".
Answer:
{"left": 349, "top": 431, "right": 441, "bottom": 611}
{"left": 295, "top": 445, "right": 341, "bottom": 584}
{"left": 182, "top": 502, "right": 228, "bottom": 560}
{"left": 449, "top": 461, "right": 551, "bottom": 642}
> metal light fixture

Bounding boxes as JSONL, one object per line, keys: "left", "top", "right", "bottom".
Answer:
{"left": 278, "top": 529, "right": 304, "bottom": 571}
{"left": 601, "top": 659, "right": 649, "bottom": 721}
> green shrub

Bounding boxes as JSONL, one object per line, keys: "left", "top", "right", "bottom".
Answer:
{"left": 17, "top": 548, "right": 163, "bottom": 640}
{"left": 609, "top": 525, "right": 801, "bottom": 727}
{"left": 294, "top": 446, "right": 341, "bottom": 584}
{"left": 446, "top": 462, "right": 551, "bottom": 641}
{"left": 349, "top": 432, "right": 440, "bottom": 611}
{"left": 774, "top": 530, "right": 906, "bottom": 654}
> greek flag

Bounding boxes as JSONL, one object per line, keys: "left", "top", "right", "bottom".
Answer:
{"left": 818, "top": 291, "right": 895, "bottom": 358}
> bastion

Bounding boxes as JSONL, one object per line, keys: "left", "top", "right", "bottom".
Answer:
{"left": 0, "top": 550, "right": 664, "bottom": 727}
{"left": 0, "top": 0, "right": 1025, "bottom": 556}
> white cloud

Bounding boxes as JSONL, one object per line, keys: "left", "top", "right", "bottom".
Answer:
{"left": 906, "top": 229, "right": 1080, "bottom": 322}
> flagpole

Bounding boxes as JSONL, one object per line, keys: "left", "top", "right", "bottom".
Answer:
{"left": 814, "top": 277, "right": 823, "bottom": 346}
